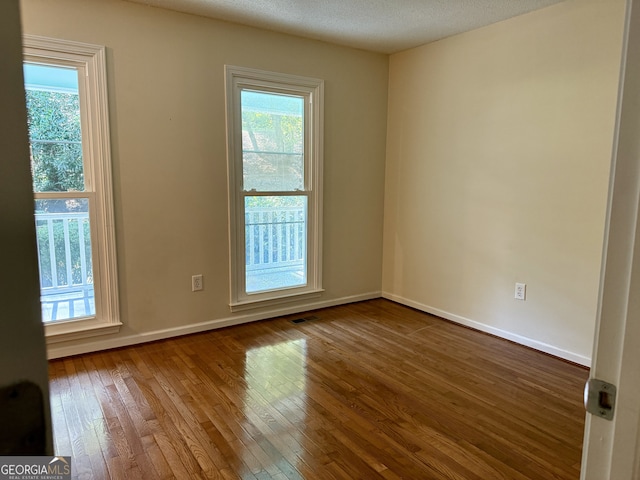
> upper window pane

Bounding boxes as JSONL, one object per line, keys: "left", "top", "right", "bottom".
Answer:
{"left": 24, "top": 63, "right": 84, "bottom": 193}
{"left": 241, "top": 90, "right": 304, "bottom": 192}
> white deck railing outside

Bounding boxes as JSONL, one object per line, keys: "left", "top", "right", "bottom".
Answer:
{"left": 245, "top": 205, "right": 305, "bottom": 271}
{"left": 34, "top": 210, "right": 94, "bottom": 322}
{"left": 245, "top": 205, "right": 306, "bottom": 292}
{"left": 36, "top": 206, "right": 306, "bottom": 320}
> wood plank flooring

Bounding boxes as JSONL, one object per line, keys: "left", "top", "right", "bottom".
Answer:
{"left": 48, "top": 299, "right": 589, "bottom": 479}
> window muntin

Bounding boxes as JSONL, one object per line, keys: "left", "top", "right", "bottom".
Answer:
{"left": 24, "top": 63, "right": 97, "bottom": 323}
{"left": 24, "top": 35, "right": 120, "bottom": 340}
{"left": 25, "top": 62, "right": 96, "bottom": 323}
{"left": 226, "top": 67, "right": 323, "bottom": 309}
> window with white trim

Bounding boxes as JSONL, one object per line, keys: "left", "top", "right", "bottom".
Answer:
{"left": 225, "top": 66, "right": 324, "bottom": 310}
{"left": 23, "top": 35, "right": 120, "bottom": 341}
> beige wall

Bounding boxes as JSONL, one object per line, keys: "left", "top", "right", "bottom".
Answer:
{"left": 20, "top": 0, "right": 389, "bottom": 357}
{"left": 383, "top": 0, "right": 627, "bottom": 364}
{"left": 20, "top": 0, "right": 628, "bottom": 364}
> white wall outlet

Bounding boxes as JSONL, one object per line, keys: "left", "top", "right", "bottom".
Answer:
{"left": 515, "top": 282, "right": 526, "bottom": 300}
{"left": 192, "top": 274, "right": 203, "bottom": 292}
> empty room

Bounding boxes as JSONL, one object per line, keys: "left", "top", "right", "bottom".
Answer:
{"left": 3, "top": 0, "right": 640, "bottom": 478}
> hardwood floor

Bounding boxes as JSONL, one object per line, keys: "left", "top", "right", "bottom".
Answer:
{"left": 48, "top": 299, "right": 589, "bottom": 479}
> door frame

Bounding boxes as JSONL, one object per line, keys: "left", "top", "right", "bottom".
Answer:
{"left": 581, "top": 0, "right": 640, "bottom": 477}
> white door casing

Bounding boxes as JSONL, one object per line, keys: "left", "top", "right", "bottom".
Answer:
{"left": 581, "top": 0, "right": 640, "bottom": 478}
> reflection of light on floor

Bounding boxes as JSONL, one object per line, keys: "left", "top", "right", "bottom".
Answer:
{"left": 244, "top": 339, "right": 307, "bottom": 475}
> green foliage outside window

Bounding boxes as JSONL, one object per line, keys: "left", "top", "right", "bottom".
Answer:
{"left": 26, "top": 89, "right": 93, "bottom": 288}
{"left": 243, "top": 110, "right": 304, "bottom": 207}
{"left": 26, "top": 89, "right": 84, "bottom": 196}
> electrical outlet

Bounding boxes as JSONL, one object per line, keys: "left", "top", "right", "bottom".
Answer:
{"left": 192, "top": 274, "right": 203, "bottom": 292}
{"left": 515, "top": 282, "right": 526, "bottom": 301}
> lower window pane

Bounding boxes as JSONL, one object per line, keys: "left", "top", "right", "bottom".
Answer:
{"left": 245, "top": 196, "right": 307, "bottom": 293}
{"left": 34, "top": 198, "right": 95, "bottom": 322}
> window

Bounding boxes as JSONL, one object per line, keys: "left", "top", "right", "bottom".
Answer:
{"left": 225, "top": 66, "right": 324, "bottom": 310}
{"left": 23, "top": 35, "right": 120, "bottom": 341}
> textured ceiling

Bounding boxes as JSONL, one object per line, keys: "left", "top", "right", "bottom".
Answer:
{"left": 126, "top": 0, "right": 567, "bottom": 54}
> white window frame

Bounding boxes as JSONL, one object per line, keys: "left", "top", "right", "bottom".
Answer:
{"left": 225, "top": 66, "right": 324, "bottom": 311}
{"left": 23, "top": 35, "right": 121, "bottom": 342}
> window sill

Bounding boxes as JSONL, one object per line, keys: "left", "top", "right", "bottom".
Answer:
{"left": 230, "top": 289, "right": 324, "bottom": 313}
{"left": 44, "top": 318, "right": 122, "bottom": 344}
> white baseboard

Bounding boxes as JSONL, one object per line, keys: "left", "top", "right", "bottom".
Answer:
{"left": 47, "top": 291, "right": 382, "bottom": 359}
{"left": 382, "top": 292, "right": 591, "bottom": 367}
{"left": 47, "top": 290, "right": 591, "bottom": 367}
